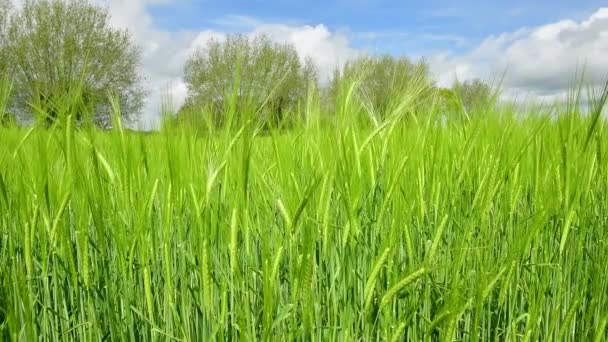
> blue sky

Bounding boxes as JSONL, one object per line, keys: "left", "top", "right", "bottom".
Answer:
{"left": 148, "top": 0, "right": 605, "bottom": 55}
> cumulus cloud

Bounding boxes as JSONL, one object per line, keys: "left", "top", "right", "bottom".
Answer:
{"left": 430, "top": 8, "right": 608, "bottom": 102}
{"left": 250, "top": 24, "right": 360, "bottom": 82}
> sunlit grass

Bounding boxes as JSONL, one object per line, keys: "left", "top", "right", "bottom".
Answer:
{"left": 1, "top": 79, "right": 607, "bottom": 341}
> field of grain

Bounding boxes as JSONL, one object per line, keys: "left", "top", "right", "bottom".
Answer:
{"left": 1, "top": 87, "right": 608, "bottom": 341}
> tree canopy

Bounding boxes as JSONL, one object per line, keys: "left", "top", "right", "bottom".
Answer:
{"left": 182, "top": 34, "right": 317, "bottom": 128}
{"left": 3, "top": 0, "right": 145, "bottom": 127}
{"left": 0, "top": 0, "right": 10, "bottom": 75}
{"left": 452, "top": 78, "right": 493, "bottom": 112}
{"left": 329, "top": 55, "right": 434, "bottom": 121}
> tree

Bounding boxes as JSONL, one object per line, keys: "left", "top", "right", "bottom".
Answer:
{"left": 5, "top": 0, "right": 145, "bottom": 127}
{"left": 452, "top": 78, "right": 493, "bottom": 112}
{"left": 182, "top": 34, "right": 317, "bottom": 128}
{"left": 0, "top": 0, "right": 9, "bottom": 39}
{"left": 0, "top": 1, "right": 12, "bottom": 125}
{"left": 0, "top": 0, "right": 10, "bottom": 75}
{"left": 329, "top": 55, "right": 434, "bottom": 121}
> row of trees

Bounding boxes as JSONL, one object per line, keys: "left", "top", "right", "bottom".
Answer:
{"left": 0, "top": 0, "right": 493, "bottom": 129}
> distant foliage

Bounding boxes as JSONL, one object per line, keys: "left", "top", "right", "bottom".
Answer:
{"left": 0, "top": 76, "right": 11, "bottom": 127}
{"left": 3, "top": 0, "right": 145, "bottom": 127}
{"left": 452, "top": 78, "right": 493, "bottom": 112}
{"left": 0, "top": 0, "right": 10, "bottom": 75}
{"left": 329, "top": 55, "right": 434, "bottom": 121}
{"left": 182, "top": 34, "right": 318, "bottom": 128}
{"left": 0, "top": 111, "right": 15, "bottom": 127}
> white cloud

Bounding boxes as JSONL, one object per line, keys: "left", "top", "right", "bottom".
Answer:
{"left": 430, "top": 7, "right": 608, "bottom": 102}
{"left": 251, "top": 24, "right": 360, "bottom": 83}
{"left": 90, "top": 0, "right": 194, "bottom": 129}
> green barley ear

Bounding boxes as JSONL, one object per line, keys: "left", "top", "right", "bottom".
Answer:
{"left": 426, "top": 215, "right": 449, "bottom": 264}
{"left": 583, "top": 78, "right": 608, "bottom": 151}
{"left": 558, "top": 299, "right": 581, "bottom": 341}
{"left": 108, "top": 91, "right": 124, "bottom": 132}
{"left": 229, "top": 208, "right": 239, "bottom": 276}
{"left": 363, "top": 246, "right": 391, "bottom": 312}
{"left": 380, "top": 267, "right": 428, "bottom": 309}
{"left": 594, "top": 314, "right": 608, "bottom": 342}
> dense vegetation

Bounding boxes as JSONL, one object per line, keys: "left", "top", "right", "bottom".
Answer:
{"left": 0, "top": 0, "right": 144, "bottom": 127}
{"left": 1, "top": 0, "right": 607, "bottom": 341}
{"left": 328, "top": 55, "right": 433, "bottom": 123}
{"left": 1, "top": 74, "right": 608, "bottom": 340}
{"left": 181, "top": 34, "right": 317, "bottom": 129}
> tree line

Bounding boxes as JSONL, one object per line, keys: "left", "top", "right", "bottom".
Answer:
{"left": 0, "top": 0, "right": 493, "bottom": 129}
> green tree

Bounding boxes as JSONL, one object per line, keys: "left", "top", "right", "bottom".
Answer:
{"left": 5, "top": 0, "right": 145, "bottom": 127}
{"left": 0, "top": 0, "right": 9, "bottom": 38}
{"left": 0, "top": 0, "right": 10, "bottom": 75}
{"left": 329, "top": 55, "right": 433, "bottom": 122}
{"left": 182, "top": 34, "right": 317, "bottom": 128}
{"left": 452, "top": 78, "right": 493, "bottom": 111}
{"left": 0, "top": 1, "right": 12, "bottom": 125}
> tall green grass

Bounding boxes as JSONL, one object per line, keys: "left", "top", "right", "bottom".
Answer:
{"left": 1, "top": 77, "right": 608, "bottom": 341}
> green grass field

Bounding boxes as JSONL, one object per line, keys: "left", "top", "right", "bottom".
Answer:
{"left": 1, "top": 89, "right": 608, "bottom": 340}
